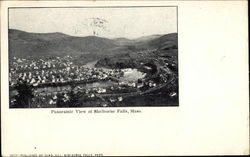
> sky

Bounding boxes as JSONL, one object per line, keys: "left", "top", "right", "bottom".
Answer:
{"left": 9, "top": 7, "right": 177, "bottom": 39}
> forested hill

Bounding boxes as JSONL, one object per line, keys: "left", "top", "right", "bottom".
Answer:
{"left": 9, "top": 29, "right": 177, "bottom": 60}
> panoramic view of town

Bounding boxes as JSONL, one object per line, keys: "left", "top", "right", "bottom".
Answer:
{"left": 9, "top": 7, "right": 178, "bottom": 108}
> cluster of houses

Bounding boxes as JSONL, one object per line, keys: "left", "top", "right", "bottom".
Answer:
{"left": 10, "top": 56, "right": 71, "bottom": 72}
{"left": 9, "top": 56, "right": 123, "bottom": 87}
{"left": 9, "top": 54, "right": 175, "bottom": 107}
{"left": 137, "top": 49, "right": 158, "bottom": 56}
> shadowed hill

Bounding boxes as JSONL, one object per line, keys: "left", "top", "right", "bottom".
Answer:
{"left": 150, "top": 33, "right": 178, "bottom": 57}
{"left": 148, "top": 33, "right": 177, "bottom": 49}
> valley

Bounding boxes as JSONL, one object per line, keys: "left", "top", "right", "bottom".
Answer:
{"left": 9, "top": 29, "right": 178, "bottom": 108}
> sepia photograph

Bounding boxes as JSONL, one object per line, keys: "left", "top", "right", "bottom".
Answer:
{"left": 9, "top": 7, "right": 178, "bottom": 108}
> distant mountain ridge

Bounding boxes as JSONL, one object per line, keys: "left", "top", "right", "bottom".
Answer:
{"left": 9, "top": 29, "right": 118, "bottom": 57}
{"left": 9, "top": 29, "right": 70, "bottom": 41}
{"left": 9, "top": 29, "right": 177, "bottom": 60}
{"left": 114, "top": 34, "right": 162, "bottom": 46}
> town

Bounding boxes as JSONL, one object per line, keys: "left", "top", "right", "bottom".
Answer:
{"left": 9, "top": 50, "right": 178, "bottom": 108}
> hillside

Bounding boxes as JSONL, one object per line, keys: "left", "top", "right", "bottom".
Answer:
{"left": 114, "top": 34, "right": 162, "bottom": 46}
{"left": 9, "top": 29, "right": 69, "bottom": 41}
{"left": 96, "top": 33, "right": 178, "bottom": 69}
{"left": 9, "top": 29, "right": 177, "bottom": 65}
{"left": 134, "top": 34, "right": 162, "bottom": 43}
{"left": 9, "top": 29, "right": 118, "bottom": 58}
{"left": 148, "top": 33, "right": 177, "bottom": 48}
{"left": 150, "top": 33, "right": 178, "bottom": 57}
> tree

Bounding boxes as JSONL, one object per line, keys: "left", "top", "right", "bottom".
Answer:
{"left": 56, "top": 83, "right": 81, "bottom": 107}
{"left": 13, "top": 81, "right": 34, "bottom": 108}
{"left": 68, "top": 83, "right": 81, "bottom": 107}
{"left": 68, "top": 90, "right": 80, "bottom": 107}
{"left": 56, "top": 93, "right": 67, "bottom": 108}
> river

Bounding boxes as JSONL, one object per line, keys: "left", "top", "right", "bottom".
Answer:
{"left": 10, "top": 61, "right": 146, "bottom": 97}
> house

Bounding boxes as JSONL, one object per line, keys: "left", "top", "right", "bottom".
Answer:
{"left": 109, "top": 98, "right": 117, "bottom": 102}
{"left": 137, "top": 82, "right": 144, "bottom": 88}
{"left": 128, "top": 82, "right": 136, "bottom": 87}
{"left": 148, "top": 80, "right": 155, "bottom": 87}
{"left": 169, "top": 92, "right": 177, "bottom": 97}
{"left": 97, "top": 88, "right": 106, "bottom": 93}
{"left": 53, "top": 95, "right": 57, "bottom": 100}
{"left": 49, "top": 99, "right": 54, "bottom": 105}
{"left": 118, "top": 97, "right": 123, "bottom": 102}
